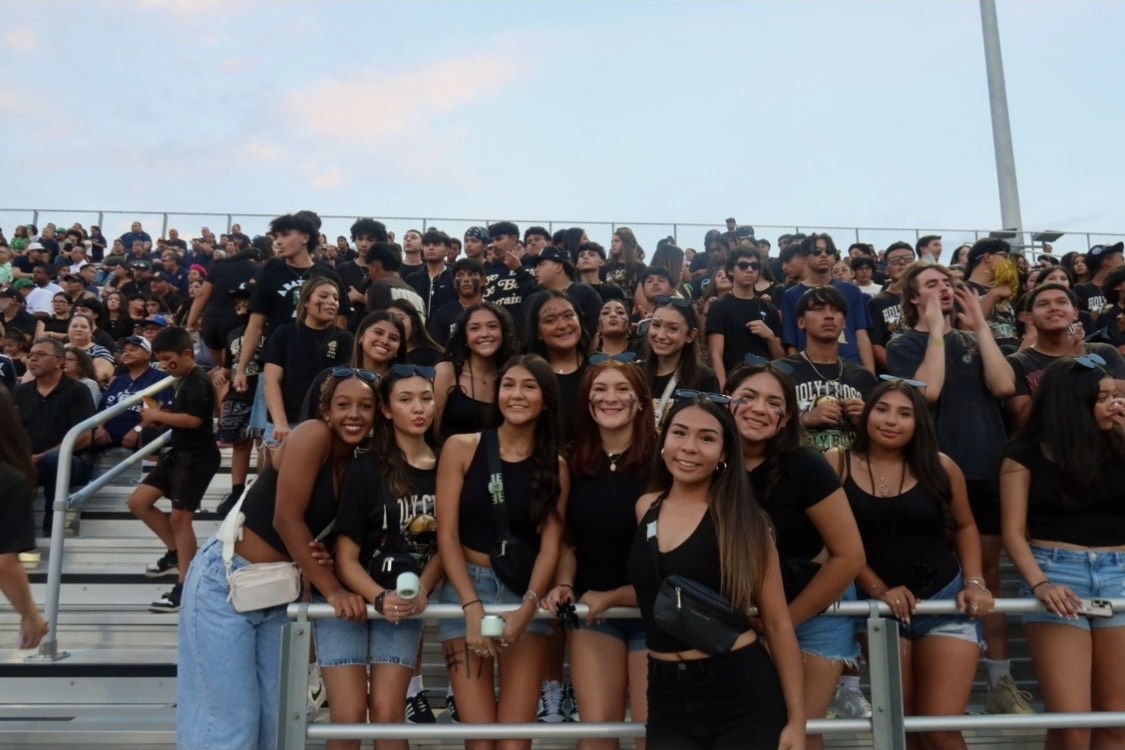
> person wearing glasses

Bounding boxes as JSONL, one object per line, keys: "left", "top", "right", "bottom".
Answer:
{"left": 885, "top": 261, "right": 1022, "bottom": 715}
{"left": 706, "top": 247, "right": 784, "bottom": 391}
{"left": 262, "top": 277, "right": 354, "bottom": 450}
{"left": 867, "top": 242, "right": 916, "bottom": 372}
{"left": 827, "top": 379, "right": 992, "bottom": 750}
{"left": 723, "top": 361, "right": 864, "bottom": 748}
{"left": 642, "top": 296, "right": 718, "bottom": 426}
{"left": 542, "top": 355, "right": 656, "bottom": 748}
{"left": 780, "top": 234, "right": 875, "bottom": 374}
{"left": 177, "top": 370, "right": 375, "bottom": 750}
{"left": 628, "top": 391, "right": 805, "bottom": 749}
{"left": 331, "top": 365, "right": 443, "bottom": 747}
{"left": 436, "top": 354, "right": 568, "bottom": 745}
{"left": 1000, "top": 356, "right": 1125, "bottom": 750}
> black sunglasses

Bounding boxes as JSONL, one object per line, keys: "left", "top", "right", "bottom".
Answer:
{"left": 674, "top": 388, "right": 734, "bottom": 405}
{"left": 803, "top": 248, "right": 830, "bottom": 257}
{"left": 331, "top": 367, "right": 380, "bottom": 384}
{"left": 879, "top": 374, "right": 927, "bottom": 389}
{"left": 734, "top": 261, "right": 761, "bottom": 272}
{"left": 390, "top": 363, "right": 436, "bottom": 380}
{"left": 589, "top": 351, "right": 639, "bottom": 365}
{"left": 653, "top": 295, "right": 692, "bottom": 309}
{"left": 743, "top": 353, "right": 794, "bottom": 375}
{"left": 1075, "top": 353, "right": 1107, "bottom": 370}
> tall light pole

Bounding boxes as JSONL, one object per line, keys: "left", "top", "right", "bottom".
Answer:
{"left": 979, "top": 0, "right": 1023, "bottom": 242}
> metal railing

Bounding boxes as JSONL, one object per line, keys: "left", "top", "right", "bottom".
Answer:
{"left": 30, "top": 375, "right": 177, "bottom": 661}
{"left": 277, "top": 598, "right": 1125, "bottom": 750}
{"left": 3, "top": 207, "right": 1120, "bottom": 259}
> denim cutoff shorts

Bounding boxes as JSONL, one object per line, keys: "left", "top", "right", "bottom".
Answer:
{"left": 1021, "top": 545, "right": 1125, "bottom": 631}
{"left": 895, "top": 571, "right": 984, "bottom": 647}
{"left": 312, "top": 595, "right": 423, "bottom": 668}
{"left": 437, "top": 562, "right": 554, "bottom": 642}
{"left": 577, "top": 616, "right": 648, "bottom": 652}
{"left": 796, "top": 583, "right": 861, "bottom": 665}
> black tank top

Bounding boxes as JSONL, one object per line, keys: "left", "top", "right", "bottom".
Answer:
{"left": 843, "top": 465, "right": 959, "bottom": 599}
{"left": 627, "top": 495, "right": 728, "bottom": 653}
{"left": 568, "top": 457, "right": 646, "bottom": 597}
{"left": 441, "top": 385, "right": 499, "bottom": 438}
{"left": 457, "top": 435, "right": 538, "bottom": 554}
{"left": 241, "top": 462, "right": 339, "bottom": 557}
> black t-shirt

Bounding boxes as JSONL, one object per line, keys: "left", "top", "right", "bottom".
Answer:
{"left": 3, "top": 309, "right": 38, "bottom": 338}
{"left": 1074, "top": 282, "right": 1109, "bottom": 318}
{"left": 169, "top": 365, "right": 216, "bottom": 449}
{"left": 0, "top": 462, "right": 35, "bottom": 555}
{"left": 204, "top": 256, "right": 258, "bottom": 320}
{"left": 748, "top": 448, "right": 841, "bottom": 561}
{"left": 591, "top": 282, "right": 626, "bottom": 305}
{"left": 336, "top": 458, "right": 438, "bottom": 568}
{"left": 651, "top": 364, "right": 719, "bottom": 404}
{"left": 224, "top": 321, "right": 261, "bottom": 405}
{"left": 1096, "top": 305, "right": 1125, "bottom": 348}
{"left": 334, "top": 260, "right": 369, "bottom": 330}
{"left": 1008, "top": 343, "right": 1125, "bottom": 399}
{"left": 555, "top": 363, "right": 589, "bottom": 450}
{"left": 781, "top": 354, "right": 877, "bottom": 451}
{"left": 428, "top": 300, "right": 470, "bottom": 348}
{"left": 868, "top": 291, "right": 905, "bottom": 348}
{"left": 366, "top": 276, "right": 427, "bottom": 319}
{"left": 263, "top": 323, "right": 354, "bottom": 424}
{"left": 249, "top": 260, "right": 349, "bottom": 339}
{"left": 405, "top": 268, "right": 455, "bottom": 318}
{"left": 568, "top": 459, "right": 646, "bottom": 597}
{"left": 483, "top": 263, "right": 535, "bottom": 321}
{"left": 14, "top": 376, "right": 96, "bottom": 455}
{"left": 605, "top": 261, "right": 646, "bottom": 302}
{"left": 1006, "top": 439, "right": 1125, "bottom": 547}
{"left": 407, "top": 347, "right": 442, "bottom": 368}
{"left": 705, "top": 294, "right": 783, "bottom": 371}
{"left": 886, "top": 329, "right": 1008, "bottom": 480}
{"left": 965, "top": 280, "right": 1019, "bottom": 353}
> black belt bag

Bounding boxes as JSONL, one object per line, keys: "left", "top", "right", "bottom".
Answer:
{"left": 653, "top": 574, "right": 748, "bottom": 655}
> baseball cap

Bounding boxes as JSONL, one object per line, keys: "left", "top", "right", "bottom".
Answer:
{"left": 128, "top": 259, "right": 153, "bottom": 271}
{"left": 122, "top": 335, "right": 152, "bottom": 354}
{"left": 26, "top": 242, "right": 45, "bottom": 252}
{"left": 12, "top": 278, "right": 34, "bottom": 291}
{"left": 0, "top": 288, "right": 21, "bottom": 300}
{"left": 532, "top": 247, "right": 573, "bottom": 266}
{"left": 140, "top": 314, "right": 169, "bottom": 329}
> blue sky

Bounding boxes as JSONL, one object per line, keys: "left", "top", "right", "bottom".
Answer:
{"left": 2, "top": 0, "right": 1122, "bottom": 256}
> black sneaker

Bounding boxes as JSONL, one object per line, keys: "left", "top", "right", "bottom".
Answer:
{"left": 406, "top": 690, "right": 436, "bottom": 724}
{"left": 149, "top": 583, "right": 182, "bottom": 613}
{"left": 145, "top": 550, "right": 179, "bottom": 578}
{"left": 445, "top": 692, "right": 460, "bottom": 723}
{"left": 216, "top": 485, "right": 243, "bottom": 517}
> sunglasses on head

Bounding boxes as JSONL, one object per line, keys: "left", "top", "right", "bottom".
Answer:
{"left": 673, "top": 388, "right": 734, "bottom": 405}
{"left": 331, "top": 367, "right": 380, "bottom": 384}
{"left": 390, "top": 363, "right": 436, "bottom": 380}
{"left": 879, "top": 374, "right": 927, "bottom": 389}
{"left": 1075, "top": 352, "right": 1107, "bottom": 370}
{"left": 653, "top": 295, "right": 692, "bottom": 309}
{"left": 734, "top": 261, "right": 761, "bottom": 272}
{"left": 589, "top": 351, "right": 638, "bottom": 365}
{"left": 743, "top": 353, "right": 794, "bottom": 375}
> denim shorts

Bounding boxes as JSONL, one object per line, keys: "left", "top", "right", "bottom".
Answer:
{"left": 796, "top": 583, "right": 860, "bottom": 665}
{"left": 896, "top": 571, "right": 984, "bottom": 647}
{"left": 248, "top": 375, "right": 269, "bottom": 434}
{"left": 1021, "top": 545, "right": 1125, "bottom": 631}
{"left": 312, "top": 596, "right": 423, "bottom": 668}
{"left": 576, "top": 616, "right": 648, "bottom": 652}
{"left": 262, "top": 419, "right": 298, "bottom": 449}
{"left": 437, "top": 562, "right": 554, "bottom": 642}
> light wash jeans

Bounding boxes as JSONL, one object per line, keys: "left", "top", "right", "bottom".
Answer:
{"left": 177, "top": 537, "right": 291, "bottom": 750}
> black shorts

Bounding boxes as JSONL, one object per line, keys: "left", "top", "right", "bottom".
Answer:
{"left": 965, "top": 478, "right": 1001, "bottom": 537}
{"left": 201, "top": 315, "right": 241, "bottom": 353}
{"left": 142, "top": 447, "right": 222, "bottom": 511}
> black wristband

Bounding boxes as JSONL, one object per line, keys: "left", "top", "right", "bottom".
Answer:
{"left": 1031, "top": 580, "right": 1050, "bottom": 593}
{"left": 374, "top": 590, "right": 387, "bottom": 614}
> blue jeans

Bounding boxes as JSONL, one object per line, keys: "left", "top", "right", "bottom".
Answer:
{"left": 177, "top": 537, "right": 291, "bottom": 750}
{"left": 896, "top": 571, "right": 984, "bottom": 647}
{"left": 38, "top": 451, "right": 92, "bottom": 537}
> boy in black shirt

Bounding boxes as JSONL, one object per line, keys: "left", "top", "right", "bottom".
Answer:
{"left": 126, "top": 326, "right": 220, "bottom": 613}
{"left": 706, "top": 247, "right": 784, "bottom": 389}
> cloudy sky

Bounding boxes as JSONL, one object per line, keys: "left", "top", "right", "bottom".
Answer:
{"left": 2, "top": 0, "right": 1123, "bottom": 256}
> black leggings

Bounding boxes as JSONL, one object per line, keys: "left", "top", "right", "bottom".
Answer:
{"left": 646, "top": 641, "right": 787, "bottom": 750}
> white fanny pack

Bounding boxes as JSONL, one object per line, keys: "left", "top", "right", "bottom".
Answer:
{"left": 218, "top": 480, "right": 302, "bottom": 613}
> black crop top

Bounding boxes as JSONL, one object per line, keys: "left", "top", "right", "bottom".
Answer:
{"left": 456, "top": 435, "right": 539, "bottom": 554}
{"left": 441, "top": 386, "right": 499, "bottom": 438}
{"left": 748, "top": 447, "right": 840, "bottom": 561}
{"left": 568, "top": 457, "right": 646, "bottom": 597}
{"left": 1006, "top": 440, "right": 1125, "bottom": 547}
{"left": 627, "top": 496, "right": 730, "bottom": 653}
{"left": 241, "top": 462, "right": 339, "bottom": 557}
{"left": 844, "top": 465, "right": 958, "bottom": 599}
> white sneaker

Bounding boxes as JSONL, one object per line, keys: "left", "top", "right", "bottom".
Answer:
{"left": 307, "top": 664, "right": 326, "bottom": 721}
{"left": 827, "top": 685, "right": 872, "bottom": 719}
{"left": 536, "top": 681, "right": 565, "bottom": 723}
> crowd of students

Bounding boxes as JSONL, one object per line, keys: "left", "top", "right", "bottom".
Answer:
{"left": 1, "top": 216, "right": 1124, "bottom": 750}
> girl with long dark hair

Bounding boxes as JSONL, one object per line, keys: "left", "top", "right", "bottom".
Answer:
{"left": 433, "top": 302, "right": 519, "bottom": 440}
{"left": 607, "top": 228, "right": 647, "bottom": 306}
{"left": 641, "top": 299, "right": 718, "bottom": 425}
{"left": 99, "top": 291, "right": 133, "bottom": 342}
{"left": 436, "top": 354, "right": 568, "bottom": 749}
{"left": 524, "top": 291, "right": 591, "bottom": 447}
{"left": 724, "top": 363, "right": 864, "bottom": 750}
{"left": 1001, "top": 356, "right": 1125, "bottom": 750}
{"left": 388, "top": 298, "right": 444, "bottom": 368}
{"left": 543, "top": 358, "right": 657, "bottom": 749}
{"left": 826, "top": 379, "right": 992, "bottom": 750}
{"left": 628, "top": 393, "right": 805, "bottom": 749}
{"left": 595, "top": 299, "right": 632, "bottom": 357}
{"left": 331, "top": 366, "right": 443, "bottom": 750}
{"left": 1061, "top": 251, "right": 1090, "bottom": 285}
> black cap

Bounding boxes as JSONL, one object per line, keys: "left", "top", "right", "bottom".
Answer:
{"left": 532, "top": 247, "right": 573, "bottom": 266}
{"left": 0, "top": 287, "right": 21, "bottom": 301}
{"left": 128, "top": 259, "right": 153, "bottom": 271}
{"left": 227, "top": 282, "right": 252, "bottom": 298}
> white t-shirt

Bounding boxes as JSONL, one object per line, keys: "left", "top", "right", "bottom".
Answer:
{"left": 856, "top": 282, "right": 880, "bottom": 297}
{"left": 24, "top": 282, "right": 63, "bottom": 315}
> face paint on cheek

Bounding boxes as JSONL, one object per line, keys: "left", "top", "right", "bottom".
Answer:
{"left": 471, "top": 279, "right": 481, "bottom": 294}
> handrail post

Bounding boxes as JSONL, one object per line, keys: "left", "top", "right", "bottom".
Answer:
{"left": 867, "top": 601, "right": 906, "bottom": 750}
{"left": 277, "top": 604, "right": 311, "bottom": 750}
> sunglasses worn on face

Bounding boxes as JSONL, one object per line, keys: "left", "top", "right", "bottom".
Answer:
{"left": 674, "top": 388, "right": 733, "bottom": 405}
{"left": 589, "top": 351, "right": 639, "bottom": 365}
{"left": 886, "top": 255, "right": 914, "bottom": 266}
{"left": 331, "top": 367, "right": 380, "bottom": 384}
{"left": 653, "top": 295, "right": 692, "bottom": 309}
{"left": 804, "top": 248, "right": 829, "bottom": 257}
{"left": 734, "top": 261, "right": 761, "bottom": 272}
{"left": 390, "top": 363, "right": 436, "bottom": 380}
{"left": 879, "top": 374, "right": 927, "bottom": 389}
{"left": 743, "top": 353, "right": 794, "bottom": 375}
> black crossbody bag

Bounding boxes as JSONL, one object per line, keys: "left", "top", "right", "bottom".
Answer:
{"left": 484, "top": 430, "right": 538, "bottom": 593}
{"left": 645, "top": 495, "right": 750, "bottom": 655}
{"left": 366, "top": 478, "right": 421, "bottom": 590}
